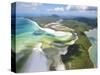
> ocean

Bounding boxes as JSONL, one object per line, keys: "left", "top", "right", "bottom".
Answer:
{"left": 85, "top": 28, "right": 97, "bottom": 67}
{"left": 15, "top": 17, "right": 43, "bottom": 53}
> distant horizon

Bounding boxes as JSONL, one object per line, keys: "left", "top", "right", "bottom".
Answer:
{"left": 15, "top": 13, "right": 97, "bottom": 18}
{"left": 12, "top": 2, "right": 97, "bottom": 18}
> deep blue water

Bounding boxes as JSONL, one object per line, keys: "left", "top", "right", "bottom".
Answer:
{"left": 16, "top": 17, "right": 53, "bottom": 36}
{"left": 16, "top": 18, "right": 34, "bottom": 35}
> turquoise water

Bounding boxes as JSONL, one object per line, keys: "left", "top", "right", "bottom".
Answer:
{"left": 16, "top": 18, "right": 32, "bottom": 35}
{"left": 16, "top": 17, "right": 53, "bottom": 36}
{"left": 85, "top": 29, "right": 97, "bottom": 67}
{"left": 15, "top": 17, "right": 50, "bottom": 53}
{"left": 15, "top": 17, "right": 77, "bottom": 53}
{"left": 16, "top": 17, "right": 55, "bottom": 41}
{"left": 89, "top": 37, "right": 97, "bottom": 67}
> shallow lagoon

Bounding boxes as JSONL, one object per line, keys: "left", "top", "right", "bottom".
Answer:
{"left": 13, "top": 17, "right": 78, "bottom": 72}
{"left": 85, "top": 28, "right": 97, "bottom": 67}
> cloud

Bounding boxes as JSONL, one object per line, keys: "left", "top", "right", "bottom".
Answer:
{"left": 66, "top": 5, "right": 89, "bottom": 11}
{"left": 66, "top": 5, "right": 72, "bottom": 10}
{"left": 17, "top": 2, "right": 43, "bottom": 8}
{"left": 47, "top": 7, "right": 65, "bottom": 12}
{"left": 16, "top": 2, "right": 43, "bottom": 14}
{"left": 16, "top": 2, "right": 97, "bottom": 15}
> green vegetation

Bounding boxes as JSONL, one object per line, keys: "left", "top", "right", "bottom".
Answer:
{"left": 73, "top": 17, "right": 97, "bottom": 28}
{"left": 61, "top": 20, "right": 90, "bottom": 32}
{"left": 40, "top": 19, "right": 95, "bottom": 69}
{"left": 12, "top": 16, "right": 96, "bottom": 72}
{"left": 61, "top": 20, "right": 94, "bottom": 69}
{"left": 62, "top": 31, "right": 94, "bottom": 69}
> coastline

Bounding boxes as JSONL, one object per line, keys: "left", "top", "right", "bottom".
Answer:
{"left": 84, "top": 28, "right": 97, "bottom": 38}
{"left": 84, "top": 28, "right": 97, "bottom": 67}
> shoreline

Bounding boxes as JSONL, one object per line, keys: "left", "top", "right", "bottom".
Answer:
{"left": 84, "top": 28, "right": 97, "bottom": 37}
{"left": 84, "top": 28, "right": 97, "bottom": 67}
